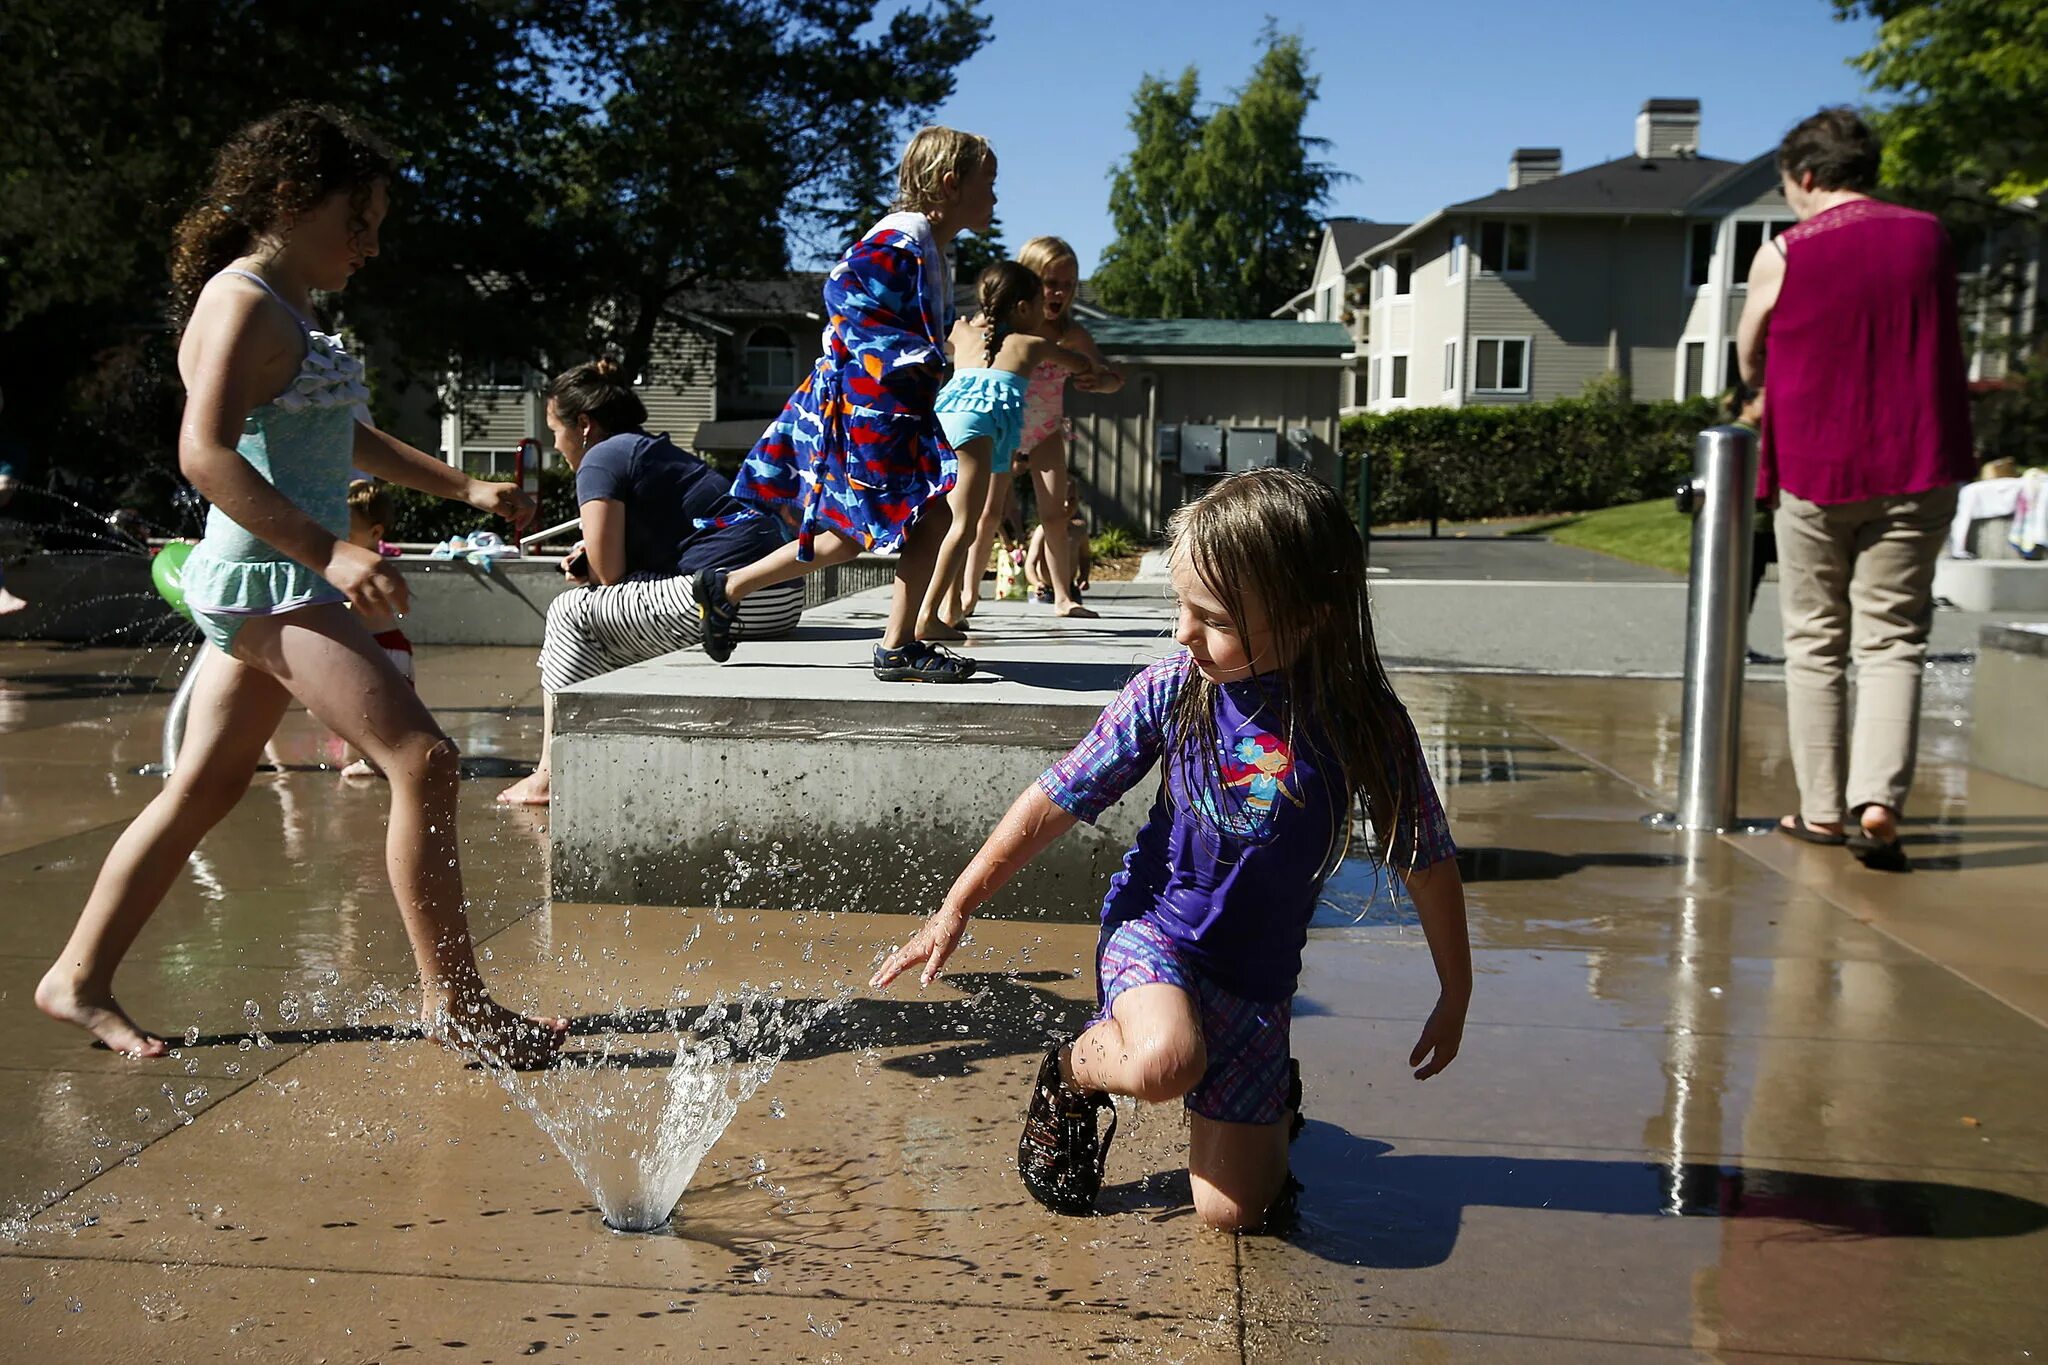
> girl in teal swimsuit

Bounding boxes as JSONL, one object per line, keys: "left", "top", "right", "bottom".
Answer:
{"left": 35, "top": 105, "right": 566, "bottom": 1070}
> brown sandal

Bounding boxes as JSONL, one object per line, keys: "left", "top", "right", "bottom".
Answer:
{"left": 1018, "top": 1042, "right": 1118, "bottom": 1216}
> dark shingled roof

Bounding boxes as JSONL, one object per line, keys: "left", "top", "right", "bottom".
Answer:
{"left": 1448, "top": 152, "right": 1742, "bottom": 216}
{"left": 1088, "top": 318, "right": 1353, "bottom": 358}
{"left": 1328, "top": 218, "right": 1408, "bottom": 264}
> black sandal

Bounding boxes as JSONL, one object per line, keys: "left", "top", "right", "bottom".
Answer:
{"left": 1777, "top": 815, "right": 1847, "bottom": 847}
{"left": 872, "top": 640, "right": 977, "bottom": 683}
{"left": 694, "top": 568, "right": 740, "bottom": 663}
{"left": 1847, "top": 829, "right": 1911, "bottom": 872}
{"left": 1018, "top": 1042, "right": 1118, "bottom": 1216}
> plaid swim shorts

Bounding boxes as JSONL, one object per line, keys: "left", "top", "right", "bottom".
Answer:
{"left": 1095, "top": 916, "right": 1293, "bottom": 1126}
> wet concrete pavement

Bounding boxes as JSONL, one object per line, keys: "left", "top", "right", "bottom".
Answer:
{"left": 2, "top": 638, "right": 2046, "bottom": 1361}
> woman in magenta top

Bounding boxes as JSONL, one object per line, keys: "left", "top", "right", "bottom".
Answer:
{"left": 1736, "top": 107, "right": 1974, "bottom": 871}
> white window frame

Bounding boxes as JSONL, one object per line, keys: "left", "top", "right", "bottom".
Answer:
{"left": 1476, "top": 220, "right": 1536, "bottom": 278}
{"left": 1470, "top": 336, "right": 1533, "bottom": 395}
{"left": 1318, "top": 282, "right": 1338, "bottom": 321}
{"left": 744, "top": 326, "right": 799, "bottom": 392}
{"left": 1728, "top": 216, "right": 1795, "bottom": 291}
{"left": 1676, "top": 336, "right": 1708, "bottom": 400}
{"left": 1442, "top": 338, "right": 1459, "bottom": 395}
{"left": 1446, "top": 231, "right": 1464, "bottom": 283}
{"left": 1392, "top": 251, "right": 1414, "bottom": 297}
{"left": 1369, "top": 356, "right": 1382, "bottom": 402}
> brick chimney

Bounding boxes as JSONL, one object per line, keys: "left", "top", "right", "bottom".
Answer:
{"left": 1509, "top": 147, "right": 1562, "bottom": 190}
{"left": 1635, "top": 98, "right": 1701, "bottom": 159}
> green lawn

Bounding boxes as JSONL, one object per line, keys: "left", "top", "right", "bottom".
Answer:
{"left": 1512, "top": 498, "right": 1692, "bottom": 575}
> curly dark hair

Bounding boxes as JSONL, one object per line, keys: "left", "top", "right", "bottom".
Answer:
{"left": 169, "top": 104, "right": 395, "bottom": 324}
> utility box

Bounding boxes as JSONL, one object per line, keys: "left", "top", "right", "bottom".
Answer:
{"left": 1179, "top": 424, "right": 1225, "bottom": 476}
{"left": 1224, "top": 427, "right": 1279, "bottom": 472}
{"left": 1153, "top": 423, "right": 1181, "bottom": 465}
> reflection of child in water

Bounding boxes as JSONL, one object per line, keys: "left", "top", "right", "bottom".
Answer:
{"left": 337, "top": 479, "right": 413, "bottom": 779}
{"left": 1024, "top": 476, "right": 1089, "bottom": 604}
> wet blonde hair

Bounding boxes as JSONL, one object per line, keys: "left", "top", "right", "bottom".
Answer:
{"left": 346, "top": 478, "right": 396, "bottom": 529}
{"left": 893, "top": 126, "right": 992, "bottom": 214}
{"left": 1017, "top": 235, "right": 1078, "bottom": 281}
{"left": 1166, "top": 468, "right": 1421, "bottom": 876}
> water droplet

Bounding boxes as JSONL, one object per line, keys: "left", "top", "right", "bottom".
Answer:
{"left": 184, "top": 1087, "right": 207, "bottom": 1106}
{"left": 277, "top": 992, "right": 302, "bottom": 1025}
{"left": 183, "top": 1026, "right": 199, "bottom": 1047}
{"left": 750, "top": 1267, "right": 771, "bottom": 1283}
{"left": 769, "top": 1099, "right": 785, "bottom": 1120}
{"left": 134, "top": 1108, "right": 150, "bottom": 1124}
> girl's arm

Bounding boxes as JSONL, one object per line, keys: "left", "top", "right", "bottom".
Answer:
{"left": 1062, "top": 322, "right": 1126, "bottom": 394}
{"left": 1018, "top": 334, "right": 1095, "bottom": 377}
{"left": 869, "top": 786, "right": 1077, "bottom": 988}
{"left": 1398, "top": 857, "right": 1472, "bottom": 1079}
{"left": 351, "top": 424, "right": 537, "bottom": 531}
{"left": 578, "top": 498, "right": 628, "bottom": 585}
{"left": 178, "top": 288, "right": 401, "bottom": 616}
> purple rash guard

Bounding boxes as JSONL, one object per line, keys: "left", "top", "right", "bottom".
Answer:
{"left": 1038, "top": 651, "right": 1457, "bottom": 1003}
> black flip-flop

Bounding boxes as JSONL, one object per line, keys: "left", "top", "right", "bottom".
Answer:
{"left": 1777, "top": 815, "right": 1847, "bottom": 847}
{"left": 1847, "top": 830, "right": 1911, "bottom": 873}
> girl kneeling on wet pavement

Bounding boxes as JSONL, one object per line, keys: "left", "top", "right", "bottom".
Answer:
{"left": 35, "top": 105, "right": 565, "bottom": 1071}
{"left": 871, "top": 467, "right": 1472, "bottom": 1231}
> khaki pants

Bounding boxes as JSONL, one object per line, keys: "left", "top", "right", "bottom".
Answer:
{"left": 1774, "top": 484, "right": 1957, "bottom": 825}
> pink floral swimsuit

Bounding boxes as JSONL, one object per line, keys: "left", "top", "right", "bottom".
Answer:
{"left": 1018, "top": 360, "right": 1068, "bottom": 458}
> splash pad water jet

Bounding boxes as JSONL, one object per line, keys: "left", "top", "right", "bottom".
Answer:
{"left": 491, "top": 989, "right": 842, "bottom": 1234}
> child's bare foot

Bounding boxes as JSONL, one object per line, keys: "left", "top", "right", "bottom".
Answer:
{"left": 496, "top": 770, "right": 551, "bottom": 806}
{"left": 1054, "top": 601, "right": 1099, "bottom": 619}
{"left": 0, "top": 587, "right": 28, "bottom": 617}
{"left": 424, "top": 997, "right": 568, "bottom": 1071}
{"left": 338, "top": 757, "right": 385, "bottom": 781}
{"left": 35, "top": 968, "right": 168, "bottom": 1057}
{"left": 918, "top": 618, "right": 969, "bottom": 643}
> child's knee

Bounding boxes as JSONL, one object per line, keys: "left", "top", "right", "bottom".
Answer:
{"left": 1128, "top": 1032, "right": 1207, "bottom": 1104}
{"left": 388, "top": 733, "right": 460, "bottom": 782}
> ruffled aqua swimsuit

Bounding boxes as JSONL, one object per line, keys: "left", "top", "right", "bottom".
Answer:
{"left": 180, "top": 270, "right": 370, "bottom": 654}
{"left": 934, "top": 368, "right": 1028, "bottom": 475}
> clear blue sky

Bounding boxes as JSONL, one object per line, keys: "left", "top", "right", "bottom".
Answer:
{"left": 921, "top": 0, "right": 1883, "bottom": 274}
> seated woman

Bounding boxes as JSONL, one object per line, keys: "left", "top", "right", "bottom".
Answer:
{"left": 498, "top": 360, "right": 801, "bottom": 805}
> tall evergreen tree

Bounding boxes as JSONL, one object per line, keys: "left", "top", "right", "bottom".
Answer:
{"left": 1095, "top": 27, "right": 1335, "bottom": 318}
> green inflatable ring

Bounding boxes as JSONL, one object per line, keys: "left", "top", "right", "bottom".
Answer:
{"left": 150, "top": 540, "right": 195, "bottom": 621}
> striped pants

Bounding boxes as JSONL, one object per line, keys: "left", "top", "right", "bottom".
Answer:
{"left": 539, "top": 572, "right": 804, "bottom": 692}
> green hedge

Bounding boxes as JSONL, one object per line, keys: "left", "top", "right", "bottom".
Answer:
{"left": 381, "top": 466, "right": 582, "bottom": 544}
{"left": 1341, "top": 396, "right": 1719, "bottom": 525}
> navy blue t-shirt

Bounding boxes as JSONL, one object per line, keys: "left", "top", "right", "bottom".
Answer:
{"left": 575, "top": 432, "right": 781, "bottom": 577}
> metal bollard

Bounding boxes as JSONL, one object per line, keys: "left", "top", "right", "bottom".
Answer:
{"left": 1653, "top": 425, "right": 1763, "bottom": 833}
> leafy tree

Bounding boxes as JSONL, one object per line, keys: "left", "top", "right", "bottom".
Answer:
{"left": 1095, "top": 27, "right": 1336, "bottom": 318}
{"left": 1833, "top": 0, "right": 2048, "bottom": 205}
{"left": 0, "top": 0, "right": 988, "bottom": 517}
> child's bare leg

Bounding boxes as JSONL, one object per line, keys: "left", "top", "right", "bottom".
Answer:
{"left": 724, "top": 530, "right": 862, "bottom": 604}
{"left": 959, "top": 472, "right": 1008, "bottom": 617}
{"left": 236, "top": 606, "right": 565, "bottom": 1068}
{"left": 1028, "top": 436, "right": 1094, "bottom": 617}
{"left": 882, "top": 498, "right": 952, "bottom": 651}
{"left": 1063, "top": 982, "right": 1206, "bottom": 1103}
{"left": 917, "top": 439, "right": 991, "bottom": 639}
{"left": 1189, "top": 1113, "right": 1292, "bottom": 1232}
{"left": 37, "top": 649, "right": 289, "bottom": 1056}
